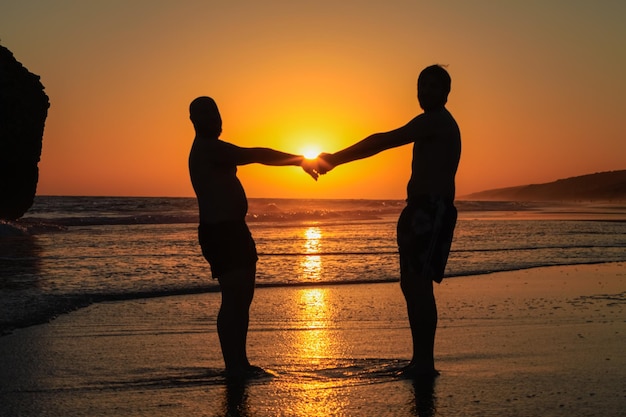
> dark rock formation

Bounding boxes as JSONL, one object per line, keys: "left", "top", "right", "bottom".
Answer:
{"left": 0, "top": 45, "right": 49, "bottom": 220}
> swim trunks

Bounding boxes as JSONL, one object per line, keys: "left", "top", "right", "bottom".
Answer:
{"left": 397, "top": 196, "right": 457, "bottom": 283}
{"left": 198, "top": 220, "right": 258, "bottom": 278}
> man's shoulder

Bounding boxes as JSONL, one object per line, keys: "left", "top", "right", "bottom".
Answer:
{"left": 406, "top": 110, "right": 451, "bottom": 129}
{"left": 422, "top": 109, "right": 458, "bottom": 127}
{"left": 404, "top": 110, "right": 458, "bottom": 142}
{"left": 190, "top": 138, "right": 239, "bottom": 171}
{"left": 193, "top": 136, "right": 229, "bottom": 145}
{"left": 192, "top": 137, "right": 238, "bottom": 152}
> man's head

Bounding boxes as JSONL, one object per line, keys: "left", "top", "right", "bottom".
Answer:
{"left": 190, "top": 96, "right": 222, "bottom": 137}
{"left": 417, "top": 65, "right": 451, "bottom": 112}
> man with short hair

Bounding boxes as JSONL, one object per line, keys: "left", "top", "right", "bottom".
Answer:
{"left": 317, "top": 65, "right": 461, "bottom": 377}
{"left": 188, "top": 96, "right": 317, "bottom": 378}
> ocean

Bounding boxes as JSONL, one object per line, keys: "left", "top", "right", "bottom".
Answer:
{"left": 1, "top": 196, "right": 626, "bottom": 334}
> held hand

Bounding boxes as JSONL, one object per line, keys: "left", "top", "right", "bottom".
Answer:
{"left": 300, "top": 157, "right": 319, "bottom": 181}
{"left": 299, "top": 153, "right": 335, "bottom": 180}
{"left": 315, "top": 153, "right": 335, "bottom": 175}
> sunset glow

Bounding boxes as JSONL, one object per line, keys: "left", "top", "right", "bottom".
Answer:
{"left": 1, "top": 2, "right": 624, "bottom": 198}
{"left": 302, "top": 147, "right": 321, "bottom": 160}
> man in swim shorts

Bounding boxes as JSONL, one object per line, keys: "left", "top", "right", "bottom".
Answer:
{"left": 188, "top": 96, "right": 317, "bottom": 378}
{"left": 316, "top": 65, "right": 461, "bottom": 377}
{"left": 198, "top": 220, "right": 258, "bottom": 279}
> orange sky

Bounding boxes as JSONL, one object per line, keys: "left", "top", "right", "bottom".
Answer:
{"left": 1, "top": 1, "right": 625, "bottom": 199}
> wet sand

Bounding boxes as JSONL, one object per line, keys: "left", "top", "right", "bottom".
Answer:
{"left": 1, "top": 262, "right": 624, "bottom": 416}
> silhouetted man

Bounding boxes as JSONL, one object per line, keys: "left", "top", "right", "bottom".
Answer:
{"left": 188, "top": 96, "right": 317, "bottom": 378}
{"left": 317, "top": 65, "right": 461, "bottom": 377}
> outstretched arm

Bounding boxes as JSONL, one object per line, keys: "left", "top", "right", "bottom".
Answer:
{"left": 213, "top": 141, "right": 318, "bottom": 180}
{"left": 237, "top": 147, "right": 303, "bottom": 166}
{"left": 317, "top": 120, "right": 418, "bottom": 174}
{"left": 239, "top": 148, "right": 319, "bottom": 180}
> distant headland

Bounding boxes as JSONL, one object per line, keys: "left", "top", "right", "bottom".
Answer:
{"left": 461, "top": 170, "right": 626, "bottom": 202}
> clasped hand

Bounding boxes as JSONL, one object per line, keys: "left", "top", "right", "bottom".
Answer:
{"left": 300, "top": 153, "right": 334, "bottom": 181}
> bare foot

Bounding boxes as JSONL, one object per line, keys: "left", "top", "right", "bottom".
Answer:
{"left": 225, "top": 365, "right": 277, "bottom": 381}
{"left": 398, "top": 363, "right": 440, "bottom": 379}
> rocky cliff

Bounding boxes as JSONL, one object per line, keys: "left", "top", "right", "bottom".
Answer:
{"left": 0, "top": 45, "right": 49, "bottom": 220}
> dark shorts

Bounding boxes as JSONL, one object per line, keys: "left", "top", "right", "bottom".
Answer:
{"left": 397, "top": 197, "right": 457, "bottom": 283}
{"left": 198, "top": 220, "right": 258, "bottom": 279}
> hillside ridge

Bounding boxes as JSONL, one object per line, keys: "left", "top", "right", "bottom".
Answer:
{"left": 462, "top": 170, "right": 626, "bottom": 201}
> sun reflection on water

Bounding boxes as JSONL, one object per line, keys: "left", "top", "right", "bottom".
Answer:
{"left": 297, "top": 288, "right": 331, "bottom": 360}
{"left": 285, "top": 287, "right": 347, "bottom": 416}
{"left": 277, "top": 226, "right": 356, "bottom": 415}
{"left": 300, "top": 226, "right": 323, "bottom": 281}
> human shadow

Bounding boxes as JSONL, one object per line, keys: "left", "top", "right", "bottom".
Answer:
{"left": 214, "top": 378, "right": 251, "bottom": 417}
{"left": 409, "top": 376, "right": 438, "bottom": 417}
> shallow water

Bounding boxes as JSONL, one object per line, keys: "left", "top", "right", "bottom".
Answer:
{"left": 2, "top": 197, "right": 626, "bottom": 333}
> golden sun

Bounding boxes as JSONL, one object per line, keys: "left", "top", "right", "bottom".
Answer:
{"left": 301, "top": 146, "right": 321, "bottom": 160}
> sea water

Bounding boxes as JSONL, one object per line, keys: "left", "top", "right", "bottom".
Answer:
{"left": 1, "top": 196, "right": 625, "bottom": 333}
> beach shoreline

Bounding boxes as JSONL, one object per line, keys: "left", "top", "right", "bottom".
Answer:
{"left": 1, "top": 262, "right": 624, "bottom": 416}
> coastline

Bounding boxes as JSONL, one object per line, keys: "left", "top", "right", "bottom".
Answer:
{"left": 456, "top": 200, "right": 626, "bottom": 221}
{"left": 1, "top": 262, "right": 624, "bottom": 416}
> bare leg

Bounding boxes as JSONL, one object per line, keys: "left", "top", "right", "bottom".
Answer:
{"left": 400, "top": 271, "right": 439, "bottom": 377}
{"left": 217, "top": 266, "right": 256, "bottom": 374}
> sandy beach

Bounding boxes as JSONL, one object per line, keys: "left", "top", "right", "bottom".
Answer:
{"left": 1, "top": 262, "right": 624, "bottom": 416}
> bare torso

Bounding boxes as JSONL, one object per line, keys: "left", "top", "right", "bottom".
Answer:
{"left": 189, "top": 137, "right": 248, "bottom": 224}
{"left": 406, "top": 109, "right": 461, "bottom": 202}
